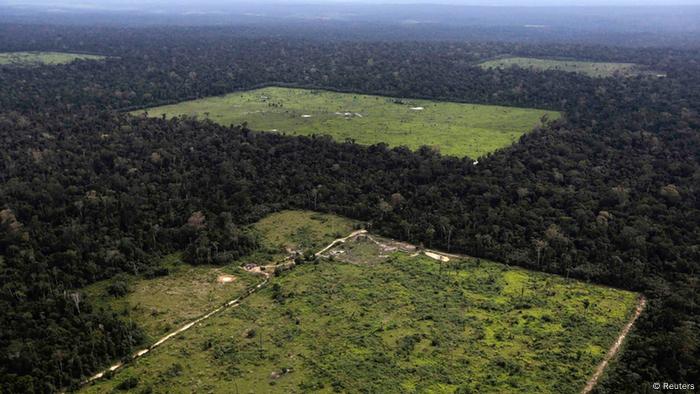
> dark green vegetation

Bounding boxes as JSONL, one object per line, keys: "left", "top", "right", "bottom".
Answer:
{"left": 0, "top": 24, "right": 699, "bottom": 393}
{"left": 139, "top": 87, "right": 558, "bottom": 158}
{"left": 0, "top": 51, "right": 105, "bottom": 67}
{"left": 84, "top": 231, "right": 637, "bottom": 393}
{"left": 478, "top": 57, "right": 661, "bottom": 78}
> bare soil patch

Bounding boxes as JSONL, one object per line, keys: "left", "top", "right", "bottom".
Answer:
{"left": 216, "top": 274, "right": 237, "bottom": 284}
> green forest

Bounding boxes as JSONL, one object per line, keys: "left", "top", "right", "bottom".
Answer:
{"left": 0, "top": 22, "right": 698, "bottom": 393}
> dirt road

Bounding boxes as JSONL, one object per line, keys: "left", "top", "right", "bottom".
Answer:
{"left": 314, "top": 229, "right": 367, "bottom": 256}
{"left": 320, "top": 232, "right": 648, "bottom": 394}
{"left": 581, "top": 296, "right": 647, "bottom": 394}
{"left": 81, "top": 230, "right": 365, "bottom": 387}
{"left": 82, "top": 229, "right": 645, "bottom": 392}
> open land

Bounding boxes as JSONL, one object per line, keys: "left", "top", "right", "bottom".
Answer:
{"left": 478, "top": 57, "right": 664, "bottom": 78}
{"left": 82, "top": 211, "right": 639, "bottom": 394}
{"left": 84, "top": 255, "right": 260, "bottom": 342}
{"left": 136, "top": 87, "right": 560, "bottom": 158}
{"left": 253, "top": 210, "right": 358, "bottom": 256}
{"left": 84, "top": 211, "right": 356, "bottom": 342}
{"left": 0, "top": 51, "right": 105, "bottom": 66}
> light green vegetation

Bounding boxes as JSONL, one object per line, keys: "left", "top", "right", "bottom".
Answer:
{"left": 84, "top": 211, "right": 355, "bottom": 342}
{"left": 84, "top": 254, "right": 259, "bottom": 341}
{"left": 0, "top": 51, "right": 105, "bottom": 66}
{"left": 136, "top": 87, "right": 559, "bottom": 158}
{"left": 478, "top": 57, "right": 663, "bottom": 78}
{"left": 83, "top": 226, "right": 638, "bottom": 394}
{"left": 252, "top": 210, "right": 358, "bottom": 256}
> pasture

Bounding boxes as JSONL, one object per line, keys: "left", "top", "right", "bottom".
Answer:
{"left": 0, "top": 51, "right": 105, "bottom": 66}
{"left": 136, "top": 87, "right": 559, "bottom": 158}
{"left": 478, "top": 57, "right": 663, "bottom": 78}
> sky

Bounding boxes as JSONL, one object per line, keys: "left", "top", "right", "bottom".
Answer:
{"left": 278, "top": 0, "right": 700, "bottom": 4}
{"left": 2, "top": 0, "right": 700, "bottom": 6}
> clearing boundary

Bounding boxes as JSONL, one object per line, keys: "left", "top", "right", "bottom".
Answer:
{"left": 81, "top": 229, "right": 644, "bottom": 392}
{"left": 135, "top": 86, "right": 559, "bottom": 158}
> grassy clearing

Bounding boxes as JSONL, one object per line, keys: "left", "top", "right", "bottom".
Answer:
{"left": 136, "top": 87, "right": 559, "bottom": 158}
{"left": 478, "top": 57, "right": 663, "bottom": 78}
{"left": 84, "top": 211, "right": 355, "bottom": 343}
{"left": 0, "top": 51, "right": 105, "bottom": 66}
{"left": 83, "top": 228, "right": 638, "bottom": 394}
{"left": 253, "top": 210, "right": 358, "bottom": 255}
{"left": 84, "top": 254, "right": 260, "bottom": 342}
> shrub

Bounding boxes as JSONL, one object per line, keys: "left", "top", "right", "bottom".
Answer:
{"left": 115, "top": 376, "right": 138, "bottom": 391}
{"left": 106, "top": 281, "right": 129, "bottom": 297}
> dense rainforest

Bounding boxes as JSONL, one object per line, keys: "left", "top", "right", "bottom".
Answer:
{"left": 0, "top": 24, "right": 698, "bottom": 393}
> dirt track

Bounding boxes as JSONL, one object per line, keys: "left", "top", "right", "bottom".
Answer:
{"left": 322, "top": 232, "right": 647, "bottom": 394}
{"left": 82, "top": 230, "right": 645, "bottom": 392}
{"left": 581, "top": 296, "right": 647, "bottom": 394}
{"left": 81, "top": 230, "right": 362, "bottom": 387}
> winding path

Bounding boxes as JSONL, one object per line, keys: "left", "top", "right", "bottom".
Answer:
{"left": 314, "top": 229, "right": 367, "bottom": 256}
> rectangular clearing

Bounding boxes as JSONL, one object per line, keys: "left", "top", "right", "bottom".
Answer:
{"left": 135, "top": 87, "right": 559, "bottom": 158}
{"left": 82, "top": 213, "right": 639, "bottom": 394}
{"left": 478, "top": 57, "right": 663, "bottom": 78}
{"left": 0, "top": 51, "right": 105, "bottom": 66}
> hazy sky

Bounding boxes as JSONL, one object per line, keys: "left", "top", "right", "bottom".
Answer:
{"left": 267, "top": 0, "right": 700, "bottom": 4}
{"left": 3, "top": 0, "right": 700, "bottom": 6}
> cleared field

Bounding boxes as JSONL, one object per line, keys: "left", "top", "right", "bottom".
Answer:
{"left": 478, "top": 57, "right": 663, "bottom": 78}
{"left": 84, "top": 211, "right": 356, "bottom": 343}
{"left": 0, "top": 51, "right": 105, "bottom": 66}
{"left": 84, "top": 254, "right": 260, "bottom": 341}
{"left": 136, "top": 87, "right": 559, "bottom": 158}
{"left": 83, "top": 215, "right": 639, "bottom": 394}
{"left": 254, "top": 210, "right": 358, "bottom": 255}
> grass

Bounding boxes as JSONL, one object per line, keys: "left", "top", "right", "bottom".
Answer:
{"left": 478, "top": 57, "right": 664, "bottom": 78}
{"left": 253, "top": 210, "right": 358, "bottom": 255}
{"left": 0, "top": 51, "right": 105, "bottom": 66}
{"left": 84, "top": 254, "right": 260, "bottom": 342}
{"left": 135, "top": 87, "right": 559, "bottom": 158}
{"left": 83, "top": 221, "right": 639, "bottom": 394}
{"left": 83, "top": 211, "right": 356, "bottom": 344}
